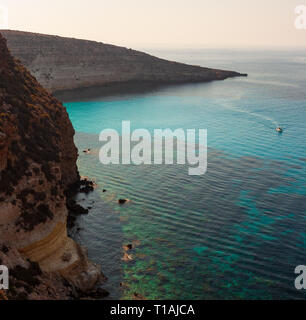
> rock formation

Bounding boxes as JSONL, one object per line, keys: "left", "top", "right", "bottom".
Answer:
{"left": 1, "top": 30, "right": 247, "bottom": 94}
{"left": 0, "top": 33, "right": 101, "bottom": 299}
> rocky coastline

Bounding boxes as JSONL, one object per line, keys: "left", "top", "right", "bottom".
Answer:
{"left": 0, "top": 33, "right": 106, "bottom": 300}
{"left": 1, "top": 30, "right": 247, "bottom": 95}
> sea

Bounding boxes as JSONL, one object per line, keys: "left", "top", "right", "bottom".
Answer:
{"left": 64, "top": 48, "right": 306, "bottom": 300}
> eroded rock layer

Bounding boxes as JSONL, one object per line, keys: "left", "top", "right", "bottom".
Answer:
{"left": 0, "top": 33, "right": 100, "bottom": 299}
{"left": 1, "top": 30, "right": 246, "bottom": 93}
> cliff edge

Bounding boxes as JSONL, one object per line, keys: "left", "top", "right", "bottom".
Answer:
{"left": 1, "top": 30, "right": 247, "bottom": 94}
{"left": 0, "top": 33, "right": 101, "bottom": 299}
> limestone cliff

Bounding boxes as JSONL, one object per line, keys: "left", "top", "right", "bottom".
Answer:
{"left": 1, "top": 30, "right": 247, "bottom": 94}
{"left": 0, "top": 33, "right": 101, "bottom": 299}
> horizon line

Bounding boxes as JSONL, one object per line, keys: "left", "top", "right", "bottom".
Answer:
{"left": 1, "top": 28, "right": 306, "bottom": 52}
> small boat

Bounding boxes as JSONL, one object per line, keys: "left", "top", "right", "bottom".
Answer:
{"left": 276, "top": 127, "right": 283, "bottom": 133}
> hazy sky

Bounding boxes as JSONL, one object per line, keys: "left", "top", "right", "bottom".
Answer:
{"left": 1, "top": 0, "right": 306, "bottom": 49}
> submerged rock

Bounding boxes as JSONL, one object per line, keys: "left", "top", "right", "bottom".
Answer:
{"left": 118, "top": 199, "right": 130, "bottom": 205}
{"left": 133, "top": 292, "right": 147, "bottom": 300}
{"left": 83, "top": 149, "right": 91, "bottom": 154}
{"left": 122, "top": 252, "right": 133, "bottom": 262}
{"left": 123, "top": 244, "right": 133, "bottom": 251}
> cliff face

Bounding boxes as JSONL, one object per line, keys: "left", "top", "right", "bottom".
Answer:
{"left": 1, "top": 30, "right": 246, "bottom": 94}
{"left": 0, "top": 33, "right": 100, "bottom": 299}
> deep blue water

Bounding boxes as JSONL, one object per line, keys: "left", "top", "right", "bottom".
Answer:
{"left": 65, "top": 49, "right": 306, "bottom": 299}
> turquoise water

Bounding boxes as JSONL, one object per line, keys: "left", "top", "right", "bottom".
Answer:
{"left": 65, "top": 49, "right": 306, "bottom": 299}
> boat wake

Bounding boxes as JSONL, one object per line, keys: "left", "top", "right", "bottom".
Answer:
{"left": 217, "top": 99, "right": 280, "bottom": 129}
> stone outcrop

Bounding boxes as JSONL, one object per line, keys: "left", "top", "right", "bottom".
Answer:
{"left": 1, "top": 30, "right": 247, "bottom": 94}
{"left": 0, "top": 33, "right": 101, "bottom": 299}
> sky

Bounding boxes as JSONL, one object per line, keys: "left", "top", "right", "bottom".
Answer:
{"left": 0, "top": 0, "right": 306, "bottom": 49}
